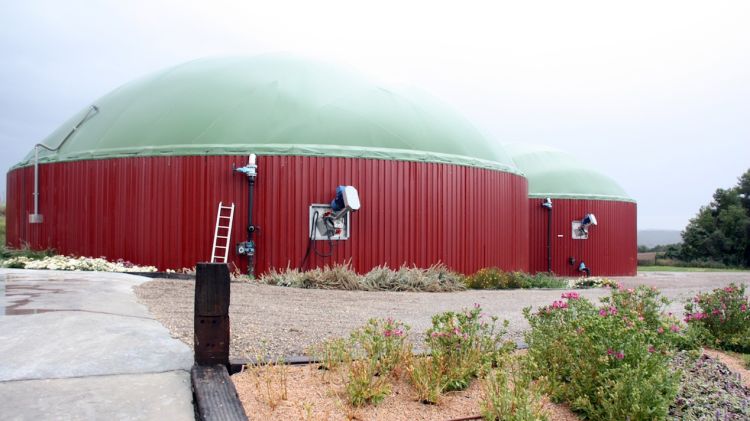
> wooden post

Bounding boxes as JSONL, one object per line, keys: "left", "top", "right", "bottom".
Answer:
{"left": 194, "top": 262, "right": 230, "bottom": 366}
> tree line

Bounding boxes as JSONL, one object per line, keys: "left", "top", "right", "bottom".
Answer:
{"left": 665, "top": 169, "right": 750, "bottom": 267}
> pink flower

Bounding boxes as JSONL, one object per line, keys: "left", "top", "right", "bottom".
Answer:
{"left": 637, "top": 316, "right": 644, "bottom": 321}
{"left": 384, "top": 329, "right": 392, "bottom": 337}
{"left": 551, "top": 300, "right": 568, "bottom": 309}
{"left": 690, "top": 312, "right": 706, "bottom": 320}
{"left": 712, "top": 309, "right": 721, "bottom": 316}
{"left": 431, "top": 332, "right": 439, "bottom": 338}
{"left": 474, "top": 303, "right": 481, "bottom": 308}
{"left": 657, "top": 327, "right": 664, "bottom": 334}
{"left": 561, "top": 292, "right": 580, "bottom": 300}
{"left": 608, "top": 306, "right": 618, "bottom": 316}
{"left": 741, "top": 304, "right": 747, "bottom": 312}
{"left": 670, "top": 324, "right": 680, "bottom": 333}
{"left": 627, "top": 288, "right": 635, "bottom": 294}
{"left": 724, "top": 287, "right": 735, "bottom": 293}
{"left": 393, "top": 329, "right": 403, "bottom": 337}
{"left": 607, "top": 348, "right": 614, "bottom": 355}
{"left": 615, "top": 352, "right": 625, "bottom": 360}
{"left": 599, "top": 309, "right": 608, "bottom": 317}
{"left": 453, "top": 327, "right": 461, "bottom": 335}
{"left": 648, "top": 346, "right": 655, "bottom": 353}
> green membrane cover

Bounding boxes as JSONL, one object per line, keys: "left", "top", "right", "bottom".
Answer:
{"left": 504, "top": 143, "right": 633, "bottom": 202}
{"left": 14, "top": 55, "right": 518, "bottom": 174}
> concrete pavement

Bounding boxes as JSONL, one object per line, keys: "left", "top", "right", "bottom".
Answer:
{"left": 0, "top": 269, "right": 194, "bottom": 421}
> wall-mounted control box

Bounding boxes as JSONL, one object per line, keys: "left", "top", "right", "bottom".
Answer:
{"left": 309, "top": 204, "right": 351, "bottom": 240}
{"left": 571, "top": 221, "right": 589, "bottom": 240}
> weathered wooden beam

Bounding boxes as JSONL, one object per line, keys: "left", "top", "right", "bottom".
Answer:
{"left": 192, "top": 364, "right": 248, "bottom": 421}
{"left": 194, "top": 262, "right": 230, "bottom": 366}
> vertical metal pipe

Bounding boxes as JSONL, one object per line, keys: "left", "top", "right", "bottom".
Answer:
{"left": 34, "top": 146, "right": 39, "bottom": 216}
{"left": 247, "top": 177, "right": 256, "bottom": 278}
{"left": 233, "top": 154, "right": 258, "bottom": 278}
{"left": 547, "top": 205, "right": 552, "bottom": 273}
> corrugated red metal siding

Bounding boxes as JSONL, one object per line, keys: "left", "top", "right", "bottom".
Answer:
{"left": 527, "top": 198, "right": 637, "bottom": 276}
{"left": 6, "top": 156, "right": 528, "bottom": 275}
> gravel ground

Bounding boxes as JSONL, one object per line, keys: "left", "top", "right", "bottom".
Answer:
{"left": 133, "top": 271, "right": 750, "bottom": 359}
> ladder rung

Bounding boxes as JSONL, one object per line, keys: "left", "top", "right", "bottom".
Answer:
{"left": 212, "top": 202, "right": 234, "bottom": 262}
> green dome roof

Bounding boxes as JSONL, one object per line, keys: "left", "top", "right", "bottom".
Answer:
{"left": 504, "top": 143, "right": 633, "bottom": 202}
{"left": 17, "top": 55, "right": 517, "bottom": 173}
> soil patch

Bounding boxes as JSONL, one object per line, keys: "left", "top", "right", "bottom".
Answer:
{"left": 232, "top": 362, "right": 580, "bottom": 421}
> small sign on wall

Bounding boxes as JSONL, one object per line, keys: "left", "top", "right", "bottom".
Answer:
{"left": 571, "top": 221, "right": 589, "bottom": 240}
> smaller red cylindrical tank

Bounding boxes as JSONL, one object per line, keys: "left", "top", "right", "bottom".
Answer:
{"left": 506, "top": 143, "right": 637, "bottom": 277}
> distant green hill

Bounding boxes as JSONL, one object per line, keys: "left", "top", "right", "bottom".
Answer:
{"left": 638, "top": 230, "right": 681, "bottom": 248}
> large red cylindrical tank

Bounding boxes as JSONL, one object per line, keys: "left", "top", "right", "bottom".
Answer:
{"left": 6, "top": 156, "right": 529, "bottom": 274}
{"left": 6, "top": 56, "right": 531, "bottom": 274}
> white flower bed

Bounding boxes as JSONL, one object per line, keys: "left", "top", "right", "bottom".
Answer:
{"left": 566, "top": 276, "right": 618, "bottom": 289}
{"left": 0, "top": 255, "right": 157, "bottom": 272}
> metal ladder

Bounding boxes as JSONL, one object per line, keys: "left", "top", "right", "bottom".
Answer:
{"left": 211, "top": 202, "right": 235, "bottom": 263}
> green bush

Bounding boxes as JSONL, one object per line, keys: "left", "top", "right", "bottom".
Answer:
{"left": 480, "top": 355, "right": 549, "bottom": 421}
{"left": 314, "top": 318, "right": 412, "bottom": 407}
{"left": 684, "top": 283, "right": 750, "bottom": 352}
{"left": 465, "top": 268, "right": 566, "bottom": 289}
{"left": 0, "top": 245, "right": 56, "bottom": 260}
{"left": 523, "top": 287, "right": 685, "bottom": 420}
{"left": 409, "top": 304, "right": 512, "bottom": 403}
{"left": 654, "top": 258, "right": 734, "bottom": 269}
{"left": 349, "top": 318, "right": 411, "bottom": 377}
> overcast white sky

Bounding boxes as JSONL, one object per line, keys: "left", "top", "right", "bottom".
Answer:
{"left": 1, "top": 0, "right": 749, "bottom": 230}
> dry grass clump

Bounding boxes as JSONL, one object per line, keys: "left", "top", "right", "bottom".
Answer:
{"left": 260, "top": 263, "right": 465, "bottom": 292}
{"left": 245, "top": 349, "right": 290, "bottom": 411}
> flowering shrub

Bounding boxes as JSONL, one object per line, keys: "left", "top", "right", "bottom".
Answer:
{"left": 409, "top": 304, "right": 512, "bottom": 403}
{"left": 344, "top": 318, "right": 412, "bottom": 406}
{"left": 349, "top": 318, "right": 411, "bottom": 377}
{"left": 524, "top": 287, "right": 683, "bottom": 420}
{"left": 464, "top": 268, "right": 566, "bottom": 289}
{"left": 0, "top": 255, "right": 157, "bottom": 272}
{"left": 684, "top": 283, "right": 750, "bottom": 352}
